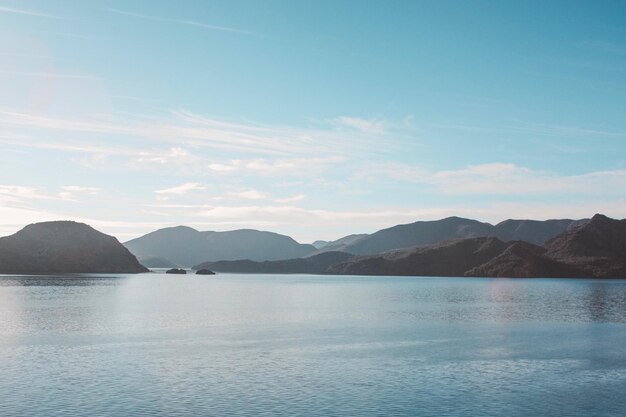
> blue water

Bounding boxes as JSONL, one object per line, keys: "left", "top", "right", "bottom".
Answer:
{"left": 0, "top": 273, "right": 625, "bottom": 416}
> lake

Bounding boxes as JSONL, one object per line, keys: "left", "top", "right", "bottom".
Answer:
{"left": 0, "top": 273, "right": 625, "bottom": 416}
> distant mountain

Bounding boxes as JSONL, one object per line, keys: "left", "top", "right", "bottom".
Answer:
{"left": 194, "top": 251, "right": 353, "bottom": 274}
{"left": 314, "top": 234, "right": 368, "bottom": 252}
{"left": 138, "top": 256, "right": 179, "bottom": 269}
{"left": 545, "top": 214, "right": 626, "bottom": 278}
{"left": 312, "top": 240, "right": 329, "bottom": 249}
{"left": 0, "top": 221, "right": 147, "bottom": 274}
{"left": 124, "top": 226, "right": 317, "bottom": 267}
{"left": 341, "top": 217, "right": 494, "bottom": 255}
{"left": 340, "top": 217, "right": 583, "bottom": 255}
{"left": 493, "top": 219, "right": 587, "bottom": 245}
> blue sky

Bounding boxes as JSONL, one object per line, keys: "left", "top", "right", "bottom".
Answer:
{"left": 0, "top": 0, "right": 625, "bottom": 242}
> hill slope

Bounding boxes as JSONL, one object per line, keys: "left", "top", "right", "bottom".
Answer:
{"left": 0, "top": 221, "right": 148, "bottom": 273}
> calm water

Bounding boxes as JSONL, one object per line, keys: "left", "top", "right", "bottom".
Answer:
{"left": 0, "top": 273, "right": 625, "bottom": 416}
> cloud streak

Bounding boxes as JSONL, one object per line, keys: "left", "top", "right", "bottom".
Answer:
{"left": 0, "top": 109, "right": 388, "bottom": 160}
{"left": 0, "top": 5, "right": 57, "bottom": 18}
{"left": 362, "top": 162, "right": 626, "bottom": 197}
{"left": 107, "top": 8, "right": 258, "bottom": 36}
{"left": 154, "top": 182, "right": 206, "bottom": 195}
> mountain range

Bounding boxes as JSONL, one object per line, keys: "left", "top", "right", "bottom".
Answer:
{"left": 199, "top": 214, "right": 624, "bottom": 278}
{"left": 124, "top": 226, "right": 316, "bottom": 267}
{"left": 0, "top": 214, "right": 623, "bottom": 278}
{"left": 330, "top": 214, "right": 625, "bottom": 278}
{"left": 333, "top": 217, "right": 587, "bottom": 255}
{"left": 124, "top": 216, "right": 587, "bottom": 267}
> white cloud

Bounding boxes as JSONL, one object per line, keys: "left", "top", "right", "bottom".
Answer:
{"left": 0, "top": 109, "right": 392, "bottom": 160}
{"left": 363, "top": 162, "right": 626, "bottom": 196}
{"left": 154, "top": 182, "right": 206, "bottom": 195}
{"left": 274, "top": 194, "right": 306, "bottom": 203}
{"left": 226, "top": 190, "right": 268, "bottom": 200}
{"left": 61, "top": 186, "right": 100, "bottom": 195}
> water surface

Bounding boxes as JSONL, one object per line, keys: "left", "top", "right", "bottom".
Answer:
{"left": 1, "top": 273, "right": 625, "bottom": 416}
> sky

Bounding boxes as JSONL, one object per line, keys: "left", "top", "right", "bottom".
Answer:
{"left": 0, "top": 0, "right": 625, "bottom": 243}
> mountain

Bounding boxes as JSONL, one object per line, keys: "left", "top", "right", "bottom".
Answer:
{"left": 194, "top": 251, "right": 353, "bottom": 274}
{"left": 340, "top": 217, "right": 583, "bottom": 255}
{"left": 312, "top": 240, "right": 329, "bottom": 249}
{"left": 138, "top": 256, "right": 179, "bottom": 269}
{"left": 341, "top": 217, "right": 494, "bottom": 255}
{"left": 493, "top": 219, "right": 586, "bottom": 245}
{"left": 545, "top": 214, "right": 626, "bottom": 278}
{"left": 0, "top": 221, "right": 148, "bottom": 274}
{"left": 314, "top": 234, "right": 368, "bottom": 252}
{"left": 124, "top": 226, "right": 317, "bottom": 267}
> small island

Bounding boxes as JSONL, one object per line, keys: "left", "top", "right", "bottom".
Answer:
{"left": 195, "top": 268, "right": 216, "bottom": 275}
{"left": 165, "top": 268, "right": 187, "bottom": 274}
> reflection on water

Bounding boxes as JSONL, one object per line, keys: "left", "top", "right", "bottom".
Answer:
{"left": 0, "top": 275, "right": 128, "bottom": 287}
{"left": 0, "top": 274, "right": 625, "bottom": 416}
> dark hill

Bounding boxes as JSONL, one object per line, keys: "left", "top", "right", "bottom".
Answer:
{"left": 465, "top": 241, "right": 586, "bottom": 278}
{"left": 329, "top": 237, "right": 510, "bottom": 276}
{"left": 0, "top": 221, "right": 148, "bottom": 274}
{"left": 125, "top": 226, "right": 317, "bottom": 267}
{"left": 545, "top": 214, "right": 626, "bottom": 278}
{"left": 194, "top": 251, "right": 353, "bottom": 274}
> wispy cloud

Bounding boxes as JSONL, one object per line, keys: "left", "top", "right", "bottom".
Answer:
{"left": 0, "top": 109, "right": 388, "bottom": 159}
{"left": 226, "top": 189, "right": 268, "bottom": 200}
{"left": 154, "top": 182, "right": 206, "bottom": 195}
{"left": 107, "top": 8, "right": 258, "bottom": 36}
{"left": 0, "top": 5, "right": 57, "bottom": 18}
{"left": 362, "top": 162, "right": 626, "bottom": 196}
{"left": 274, "top": 194, "right": 306, "bottom": 203}
{"left": 61, "top": 186, "right": 100, "bottom": 194}
{"left": 335, "top": 116, "right": 386, "bottom": 135}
